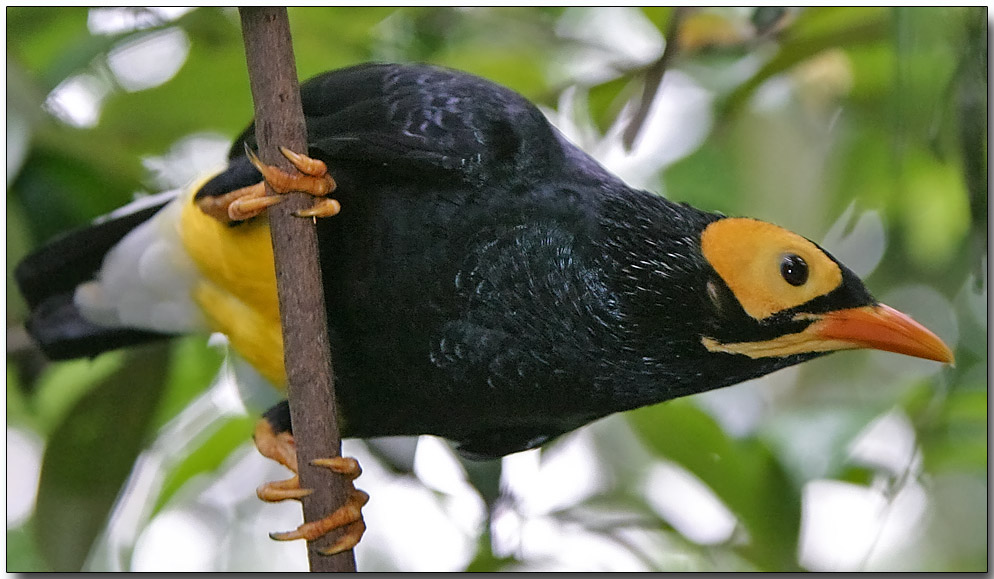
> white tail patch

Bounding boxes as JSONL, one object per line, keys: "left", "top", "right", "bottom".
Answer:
{"left": 75, "top": 190, "right": 208, "bottom": 334}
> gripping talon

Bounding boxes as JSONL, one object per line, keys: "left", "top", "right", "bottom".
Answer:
{"left": 268, "top": 488, "right": 370, "bottom": 543}
{"left": 311, "top": 456, "right": 361, "bottom": 479}
{"left": 244, "top": 144, "right": 337, "bottom": 197}
{"left": 196, "top": 182, "right": 280, "bottom": 223}
{"left": 228, "top": 194, "right": 284, "bottom": 221}
{"left": 253, "top": 415, "right": 298, "bottom": 473}
{"left": 319, "top": 519, "right": 367, "bottom": 556}
{"left": 294, "top": 198, "right": 342, "bottom": 219}
{"left": 198, "top": 146, "right": 341, "bottom": 223}
{"left": 257, "top": 476, "right": 313, "bottom": 502}
{"left": 279, "top": 146, "right": 329, "bottom": 177}
{"left": 253, "top": 412, "right": 368, "bottom": 555}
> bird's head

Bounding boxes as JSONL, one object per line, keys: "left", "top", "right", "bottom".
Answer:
{"left": 695, "top": 217, "right": 954, "bottom": 366}
{"left": 611, "top": 209, "right": 954, "bottom": 402}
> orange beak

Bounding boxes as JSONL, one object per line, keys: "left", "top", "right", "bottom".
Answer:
{"left": 812, "top": 304, "right": 955, "bottom": 364}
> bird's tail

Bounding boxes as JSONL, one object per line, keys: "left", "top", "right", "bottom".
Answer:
{"left": 15, "top": 189, "right": 205, "bottom": 360}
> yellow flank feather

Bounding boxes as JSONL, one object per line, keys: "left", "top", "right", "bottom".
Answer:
{"left": 178, "top": 185, "right": 287, "bottom": 387}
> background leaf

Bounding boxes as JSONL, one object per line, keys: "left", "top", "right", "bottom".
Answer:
{"left": 628, "top": 399, "right": 802, "bottom": 570}
{"left": 33, "top": 343, "right": 171, "bottom": 571}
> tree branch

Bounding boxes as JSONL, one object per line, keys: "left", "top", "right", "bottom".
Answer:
{"left": 238, "top": 7, "right": 356, "bottom": 572}
{"left": 622, "top": 7, "right": 688, "bottom": 151}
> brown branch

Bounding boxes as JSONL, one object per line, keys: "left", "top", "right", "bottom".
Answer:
{"left": 238, "top": 8, "right": 356, "bottom": 572}
{"left": 622, "top": 7, "right": 688, "bottom": 150}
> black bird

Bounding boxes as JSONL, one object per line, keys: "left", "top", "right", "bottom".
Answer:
{"left": 15, "top": 62, "right": 954, "bottom": 554}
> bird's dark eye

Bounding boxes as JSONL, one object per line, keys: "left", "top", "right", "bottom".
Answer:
{"left": 780, "top": 254, "right": 808, "bottom": 286}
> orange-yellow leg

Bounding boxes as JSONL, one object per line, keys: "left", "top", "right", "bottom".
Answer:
{"left": 253, "top": 417, "right": 368, "bottom": 556}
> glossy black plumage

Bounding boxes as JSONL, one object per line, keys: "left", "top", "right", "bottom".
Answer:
{"left": 20, "top": 62, "right": 881, "bottom": 459}
{"left": 199, "top": 63, "right": 868, "bottom": 457}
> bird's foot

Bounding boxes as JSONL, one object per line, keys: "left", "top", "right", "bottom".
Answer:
{"left": 253, "top": 417, "right": 367, "bottom": 556}
{"left": 196, "top": 146, "right": 340, "bottom": 223}
{"left": 243, "top": 145, "right": 340, "bottom": 220}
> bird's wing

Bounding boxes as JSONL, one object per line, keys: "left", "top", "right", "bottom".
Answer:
{"left": 230, "top": 63, "right": 603, "bottom": 185}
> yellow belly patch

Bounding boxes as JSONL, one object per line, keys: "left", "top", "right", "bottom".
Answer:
{"left": 178, "top": 184, "right": 287, "bottom": 387}
{"left": 194, "top": 279, "right": 285, "bottom": 385}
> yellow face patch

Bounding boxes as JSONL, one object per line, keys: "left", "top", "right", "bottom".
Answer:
{"left": 700, "top": 218, "right": 842, "bottom": 321}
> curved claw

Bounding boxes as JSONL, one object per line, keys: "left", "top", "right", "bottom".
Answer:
{"left": 311, "top": 456, "right": 361, "bottom": 479}
{"left": 197, "top": 146, "right": 341, "bottom": 223}
{"left": 253, "top": 414, "right": 368, "bottom": 555}
{"left": 244, "top": 144, "right": 337, "bottom": 197}
{"left": 279, "top": 146, "right": 329, "bottom": 177}
{"left": 257, "top": 476, "right": 313, "bottom": 502}
{"left": 268, "top": 488, "right": 370, "bottom": 546}
{"left": 319, "top": 519, "right": 367, "bottom": 556}
{"left": 294, "top": 198, "right": 341, "bottom": 219}
{"left": 229, "top": 192, "right": 284, "bottom": 221}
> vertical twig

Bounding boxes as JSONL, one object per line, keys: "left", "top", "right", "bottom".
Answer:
{"left": 622, "top": 7, "right": 688, "bottom": 150}
{"left": 238, "top": 7, "right": 356, "bottom": 572}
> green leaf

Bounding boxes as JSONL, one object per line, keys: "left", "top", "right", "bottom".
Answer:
{"left": 627, "top": 399, "right": 802, "bottom": 571}
{"left": 6, "top": 199, "right": 35, "bottom": 321}
{"left": 898, "top": 151, "right": 971, "bottom": 270}
{"left": 912, "top": 386, "right": 988, "bottom": 473}
{"left": 6, "top": 7, "right": 94, "bottom": 90}
{"left": 11, "top": 146, "right": 142, "bottom": 244}
{"left": 33, "top": 343, "right": 171, "bottom": 571}
{"left": 6, "top": 522, "right": 50, "bottom": 572}
{"left": 153, "top": 415, "right": 256, "bottom": 515}
{"left": 30, "top": 351, "right": 124, "bottom": 435}
{"left": 96, "top": 9, "right": 252, "bottom": 155}
{"left": 640, "top": 7, "right": 675, "bottom": 34}
{"left": 290, "top": 6, "right": 399, "bottom": 75}
{"left": 719, "top": 7, "right": 889, "bottom": 119}
{"left": 153, "top": 416, "right": 256, "bottom": 514}
{"left": 7, "top": 363, "right": 32, "bottom": 427}
{"left": 586, "top": 75, "right": 639, "bottom": 135}
{"left": 758, "top": 406, "right": 880, "bottom": 486}
{"left": 150, "top": 336, "right": 225, "bottom": 431}
{"left": 788, "top": 7, "right": 889, "bottom": 41}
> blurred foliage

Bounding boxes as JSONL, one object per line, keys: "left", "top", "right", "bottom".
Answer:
{"left": 628, "top": 399, "right": 803, "bottom": 570}
{"left": 6, "top": 6, "right": 987, "bottom": 572}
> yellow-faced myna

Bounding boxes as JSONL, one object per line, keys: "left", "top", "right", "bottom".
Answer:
{"left": 15, "top": 62, "right": 954, "bottom": 554}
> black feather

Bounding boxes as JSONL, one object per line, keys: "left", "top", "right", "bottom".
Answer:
{"left": 15, "top": 202, "right": 173, "bottom": 359}
{"left": 18, "top": 63, "right": 883, "bottom": 459}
